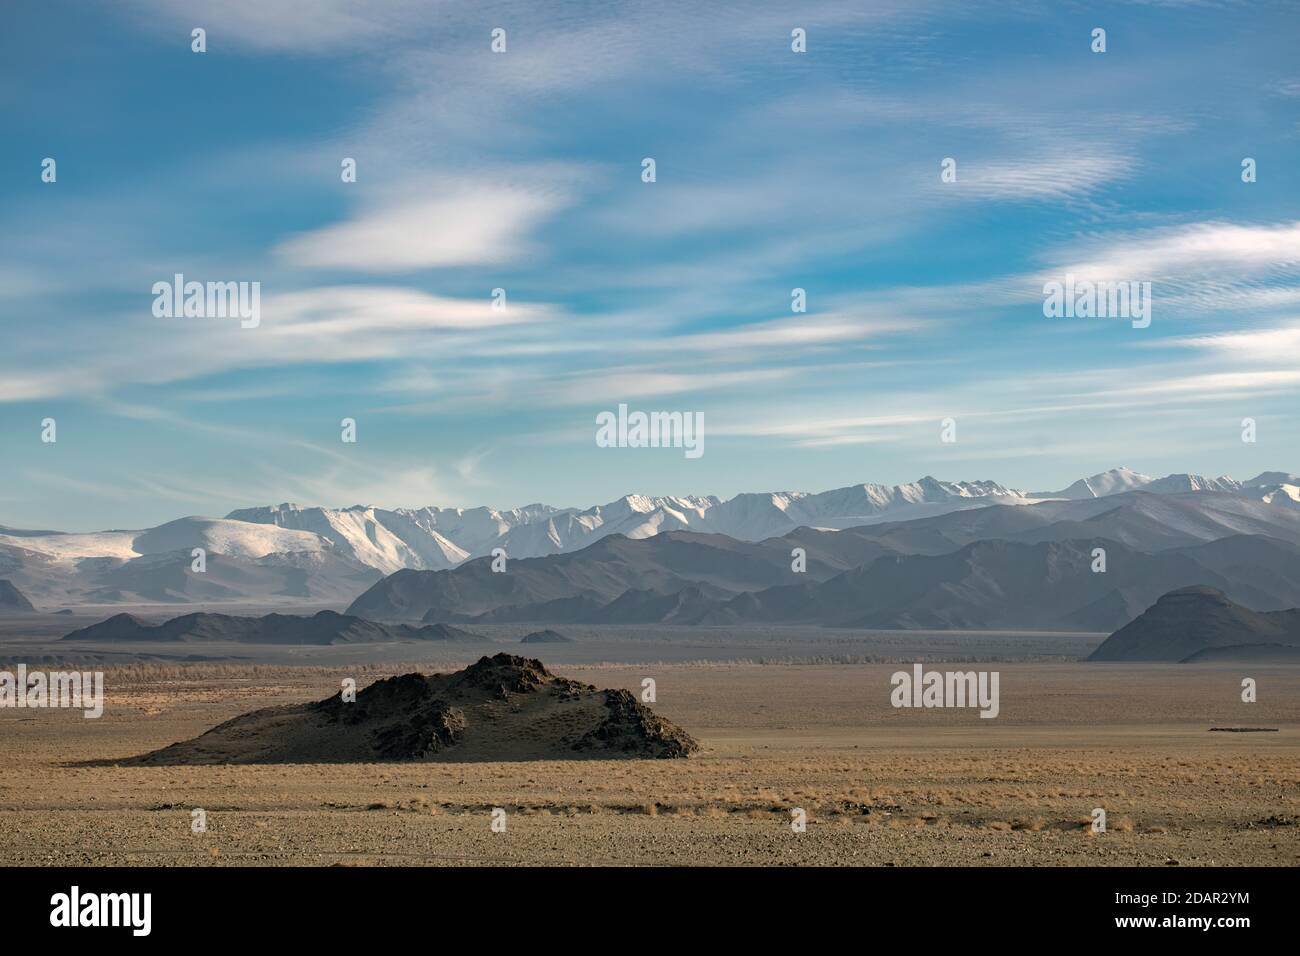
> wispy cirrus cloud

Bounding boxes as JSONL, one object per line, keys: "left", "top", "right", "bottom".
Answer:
{"left": 1147, "top": 323, "right": 1300, "bottom": 360}
{"left": 1032, "top": 221, "right": 1300, "bottom": 316}
{"left": 277, "top": 178, "right": 573, "bottom": 272}
{"left": 6, "top": 0, "right": 1300, "bottom": 529}
{"left": 121, "top": 0, "right": 428, "bottom": 54}
{"left": 0, "top": 286, "right": 559, "bottom": 402}
{"left": 951, "top": 150, "right": 1136, "bottom": 202}
{"left": 1050, "top": 221, "right": 1300, "bottom": 280}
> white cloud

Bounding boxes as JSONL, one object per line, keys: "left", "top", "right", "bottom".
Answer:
{"left": 1048, "top": 221, "right": 1300, "bottom": 282}
{"left": 660, "top": 311, "right": 925, "bottom": 352}
{"left": 262, "top": 285, "right": 547, "bottom": 335}
{"left": 714, "top": 411, "right": 935, "bottom": 444}
{"left": 122, "top": 0, "right": 419, "bottom": 53}
{"left": 1092, "top": 368, "right": 1300, "bottom": 400}
{"left": 953, "top": 150, "right": 1134, "bottom": 201}
{"left": 544, "top": 367, "right": 796, "bottom": 405}
{"left": 0, "top": 285, "right": 559, "bottom": 403}
{"left": 277, "top": 183, "right": 569, "bottom": 272}
{"left": 1155, "top": 323, "right": 1300, "bottom": 361}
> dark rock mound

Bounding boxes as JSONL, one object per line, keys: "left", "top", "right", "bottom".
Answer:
{"left": 0, "top": 580, "right": 35, "bottom": 612}
{"left": 520, "top": 629, "right": 573, "bottom": 644}
{"left": 313, "top": 673, "right": 469, "bottom": 759}
{"left": 572, "top": 689, "right": 698, "bottom": 758}
{"left": 448, "top": 652, "right": 554, "bottom": 697}
{"left": 1088, "top": 586, "right": 1300, "bottom": 661}
{"left": 128, "top": 653, "right": 697, "bottom": 764}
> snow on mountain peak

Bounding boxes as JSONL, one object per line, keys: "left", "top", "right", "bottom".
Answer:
{"left": 1244, "top": 471, "right": 1300, "bottom": 488}
{"left": 10, "top": 468, "right": 1293, "bottom": 588}
{"left": 208, "top": 471, "right": 1131, "bottom": 569}
{"left": 1034, "top": 467, "right": 1153, "bottom": 499}
{"left": 1144, "top": 473, "right": 1240, "bottom": 494}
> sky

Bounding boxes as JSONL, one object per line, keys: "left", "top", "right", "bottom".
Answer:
{"left": 1, "top": 0, "right": 1298, "bottom": 531}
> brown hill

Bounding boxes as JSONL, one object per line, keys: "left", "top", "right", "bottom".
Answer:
{"left": 129, "top": 654, "right": 697, "bottom": 764}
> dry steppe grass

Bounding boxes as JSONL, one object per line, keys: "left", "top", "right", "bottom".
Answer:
{"left": 1, "top": 661, "right": 1296, "bottom": 865}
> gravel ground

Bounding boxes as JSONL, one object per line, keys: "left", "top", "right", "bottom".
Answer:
{"left": 1, "top": 662, "right": 1296, "bottom": 866}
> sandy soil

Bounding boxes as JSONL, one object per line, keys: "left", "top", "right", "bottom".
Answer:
{"left": 1, "top": 661, "right": 1296, "bottom": 866}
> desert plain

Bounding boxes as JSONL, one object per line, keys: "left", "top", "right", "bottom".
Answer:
{"left": 1, "top": 622, "right": 1296, "bottom": 866}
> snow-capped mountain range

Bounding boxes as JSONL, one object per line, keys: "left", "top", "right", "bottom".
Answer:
{"left": 224, "top": 475, "right": 1043, "bottom": 573}
{"left": 2, "top": 468, "right": 1297, "bottom": 608}
{"left": 224, "top": 469, "right": 1298, "bottom": 570}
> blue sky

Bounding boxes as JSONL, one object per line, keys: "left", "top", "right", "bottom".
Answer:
{"left": 2, "top": 0, "right": 1298, "bottom": 531}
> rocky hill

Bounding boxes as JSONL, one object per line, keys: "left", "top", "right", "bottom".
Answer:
{"left": 130, "top": 654, "right": 697, "bottom": 763}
